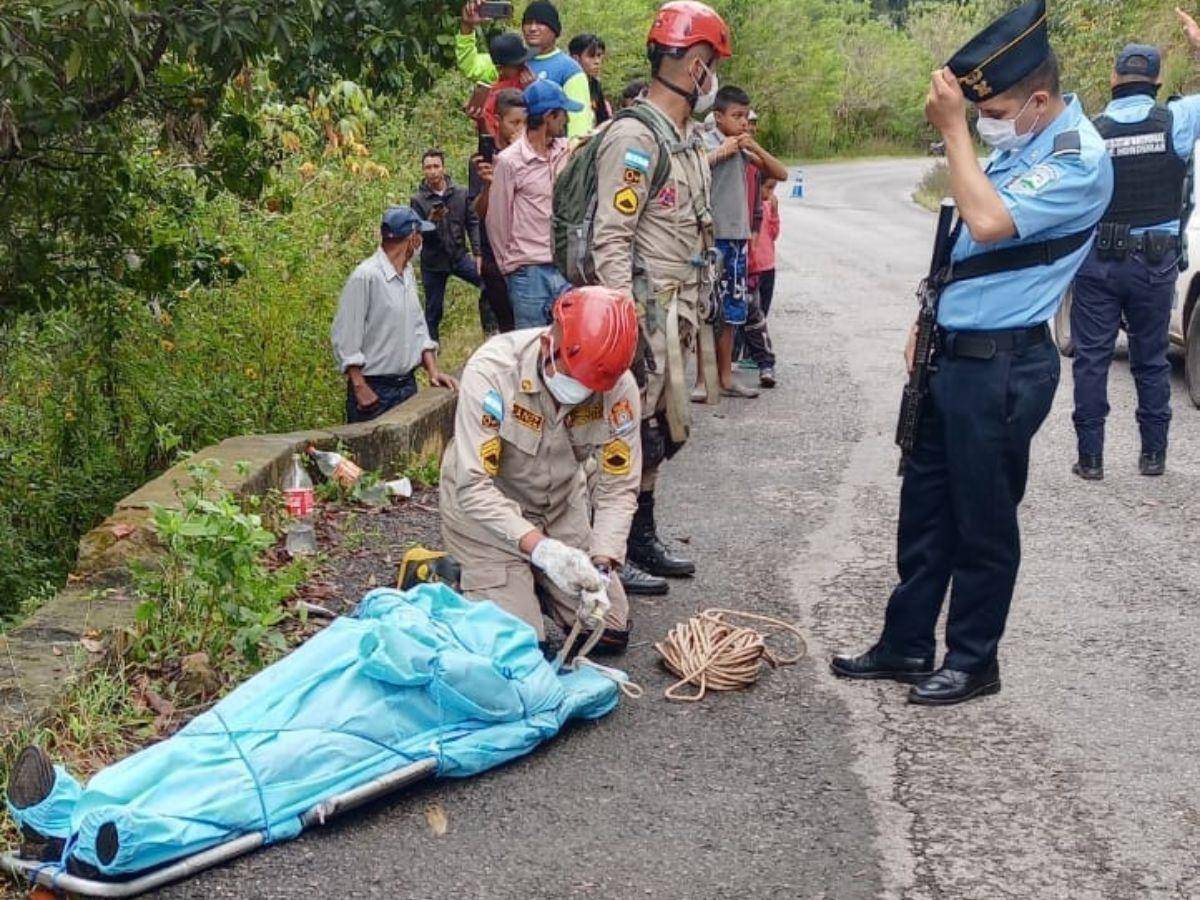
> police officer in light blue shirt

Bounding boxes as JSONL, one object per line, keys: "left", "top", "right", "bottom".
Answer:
{"left": 1069, "top": 19, "right": 1200, "bottom": 481}
{"left": 831, "top": 0, "right": 1113, "bottom": 706}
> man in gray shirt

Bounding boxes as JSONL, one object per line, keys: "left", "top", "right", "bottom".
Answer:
{"left": 698, "top": 86, "right": 788, "bottom": 399}
{"left": 332, "top": 207, "right": 459, "bottom": 423}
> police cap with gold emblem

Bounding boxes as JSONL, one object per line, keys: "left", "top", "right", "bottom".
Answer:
{"left": 947, "top": 0, "right": 1049, "bottom": 103}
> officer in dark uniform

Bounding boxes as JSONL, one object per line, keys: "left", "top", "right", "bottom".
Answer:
{"left": 831, "top": 0, "right": 1113, "bottom": 706}
{"left": 1070, "top": 25, "right": 1200, "bottom": 480}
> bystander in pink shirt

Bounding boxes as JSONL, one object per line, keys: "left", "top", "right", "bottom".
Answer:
{"left": 485, "top": 133, "right": 570, "bottom": 275}
{"left": 749, "top": 193, "right": 780, "bottom": 275}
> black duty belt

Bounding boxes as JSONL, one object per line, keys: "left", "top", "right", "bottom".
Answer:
{"left": 1094, "top": 223, "right": 1180, "bottom": 262}
{"left": 936, "top": 323, "right": 1051, "bottom": 360}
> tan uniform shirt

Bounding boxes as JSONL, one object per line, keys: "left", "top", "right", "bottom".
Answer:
{"left": 440, "top": 329, "right": 642, "bottom": 563}
{"left": 590, "top": 99, "right": 713, "bottom": 295}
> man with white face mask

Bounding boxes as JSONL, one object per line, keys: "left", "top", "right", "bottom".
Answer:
{"left": 589, "top": 0, "right": 730, "bottom": 598}
{"left": 440, "top": 287, "right": 642, "bottom": 652}
{"left": 831, "top": 0, "right": 1112, "bottom": 706}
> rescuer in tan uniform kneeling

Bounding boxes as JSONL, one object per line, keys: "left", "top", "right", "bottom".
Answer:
{"left": 440, "top": 286, "right": 642, "bottom": 652}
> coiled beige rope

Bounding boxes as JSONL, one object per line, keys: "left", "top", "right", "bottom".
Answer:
{"left": 654, "top": 608, "right": 807, "bottom": 702}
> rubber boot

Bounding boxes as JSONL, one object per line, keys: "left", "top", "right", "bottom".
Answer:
{"left": 626, "top": 492, "right": 695, "bottom": 578}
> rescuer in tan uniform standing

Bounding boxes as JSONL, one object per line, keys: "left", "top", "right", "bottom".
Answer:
{"left": 440, "top": 287, "right": 642, "bottom": 652}
{"left": 590, "top": 1, "right": 731, "bottom": 595}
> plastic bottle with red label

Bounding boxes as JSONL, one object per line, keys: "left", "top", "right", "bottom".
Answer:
{"left": 283, "top": 454, "right": 317, "bottom": 557}
{"left": 283, "top": 453, "right": 315, "bottom": 516}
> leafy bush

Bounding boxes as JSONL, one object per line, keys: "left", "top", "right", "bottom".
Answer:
{"left": 133, "top": 459, "right": 305, "bottom": 670}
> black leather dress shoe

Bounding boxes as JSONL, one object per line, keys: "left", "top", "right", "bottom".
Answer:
{"left": 830, "top": 644, "right": 934, "bottom": 684}
{"left": 1072, "top": 454, "right": 1103, "bottom": 481}
{"left": 1139, "top": 450, "right": 1165, "bottom": 477}
{"left": 619, "top": 560, "right": 669, "bottom": 596}
{"left": 908, "top": 663, "right": 1001, "bottom": 706}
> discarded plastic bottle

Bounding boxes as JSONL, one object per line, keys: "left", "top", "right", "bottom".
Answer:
{"left": 285, "top": 520, "right": 318, "bottom": 557}
{"left": 283, "top": 454, "right": 314, "bottom": 517}
{"left": 284, "top": 453, "right": 318, "bottom": 557}
{"left": 307, "top": 445, "right": 363, "bottom": 489}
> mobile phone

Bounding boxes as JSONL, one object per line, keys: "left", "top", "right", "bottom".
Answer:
{"left": 478, "top": 133, "right": 497, "bottom": 163}
{"left": 465, "top": 81, "right": 489, "bottom": 120}
{"left": 478, "top": 1, "right": 513, "bottom": 20}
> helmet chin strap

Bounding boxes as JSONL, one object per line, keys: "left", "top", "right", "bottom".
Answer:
{"left": 653, "top": 74, "right": 698, "bottom": 108}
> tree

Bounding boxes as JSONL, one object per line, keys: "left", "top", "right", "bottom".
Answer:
{"left": 0, "top": 0, "right": 456, "bottom": 314}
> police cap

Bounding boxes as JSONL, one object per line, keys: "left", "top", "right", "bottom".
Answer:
{"left": 947, "top": 0, "right": 1049, "bottom": 103}
{"left": 1115, "top": 44, "right": 1161, "bottom": 80}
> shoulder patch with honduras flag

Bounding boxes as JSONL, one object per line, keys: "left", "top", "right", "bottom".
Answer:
{"left": 482, "top": 390, "right": 504, "bottom": 423}
{"left": 624, "top": 148, "right": 651, "bottom": 174}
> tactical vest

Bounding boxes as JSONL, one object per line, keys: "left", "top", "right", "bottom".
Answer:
{"left": 1094, "top": 106, "right": 1188, "bottom": 228}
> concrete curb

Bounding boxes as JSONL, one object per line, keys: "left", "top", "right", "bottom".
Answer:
{"left": 0, "top": 387, "right": 457, "bottom": 735}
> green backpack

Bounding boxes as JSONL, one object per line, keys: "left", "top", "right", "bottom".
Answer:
{"left": 553, "top": 105, "right": 677, "bottom": 286}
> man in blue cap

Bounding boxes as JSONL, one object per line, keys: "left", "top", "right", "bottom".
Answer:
{"left": 332, "top": 207, "right": 459, "bottom": 423}
{"left": 486, "top": 79, "right": 583, "bottom": 328}
{"left": 832, "top": 0, "right": 1113, "bottom": 705}
{"left": 1069, "top": 12, "right": 1200, "bottom": 480}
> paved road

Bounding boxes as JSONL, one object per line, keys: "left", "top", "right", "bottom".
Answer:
{"left": 163, "top": 159, "right": 1200, "bottom": 898}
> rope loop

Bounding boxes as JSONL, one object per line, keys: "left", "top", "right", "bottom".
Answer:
{"left": 654, "top": 608, "right": 807, "bottom": 702}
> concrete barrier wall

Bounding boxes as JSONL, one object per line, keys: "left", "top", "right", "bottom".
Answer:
{"left": 0, "top": 387, "right": 457, "bottom": 734}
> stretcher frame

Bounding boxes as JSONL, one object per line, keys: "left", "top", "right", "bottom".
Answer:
{"left": 1, "top": 757, "right": 439, "bottom": 898}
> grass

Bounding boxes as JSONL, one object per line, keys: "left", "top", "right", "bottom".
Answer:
{"left": 913, "top": 160, "right": 950, "bottom": 213}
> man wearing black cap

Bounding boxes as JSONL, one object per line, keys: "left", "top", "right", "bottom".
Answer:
{"left": 1069, "top": 12, "right": 1200, "bottom": 480}
{"left": 457, "top": 1, "right": 593, "bottom": 137}
{"left": 832, "top": 0, "right": 1113, "bottom": 705}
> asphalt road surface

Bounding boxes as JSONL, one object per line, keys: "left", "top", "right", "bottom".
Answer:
{"left": 161, "top": 159, "right": 1200, "bottom": 899}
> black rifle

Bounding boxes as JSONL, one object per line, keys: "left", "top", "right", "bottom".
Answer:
{"left": 896, "top": 199, "right": 957, "bottom": 476}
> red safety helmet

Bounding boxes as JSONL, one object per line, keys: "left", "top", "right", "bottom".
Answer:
{"left": 647, "top": 1, "right": 732, "bottom": 60}
{"left": 552, "top": 286, "right": 639, "bottom": 393}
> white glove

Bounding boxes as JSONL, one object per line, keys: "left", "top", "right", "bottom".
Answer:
{"left": 576, "top": 580, "right": 611, "bottom": 629}
{"left": 530, "top": 538, "right": 604, "bottom": 605}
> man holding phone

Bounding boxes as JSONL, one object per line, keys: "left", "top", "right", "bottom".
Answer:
{"left": 470, "top": 88, "right": 528, "bottom": 333}
{"left": 410, "top": 149, "right": 483, "bottom": 342}
{"left": 457, "top": 0, "right": 594, "bottom": 137}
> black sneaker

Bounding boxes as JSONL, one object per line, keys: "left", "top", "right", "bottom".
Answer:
{"left": 759, "top": 366, "right": 776, "bottom": 389}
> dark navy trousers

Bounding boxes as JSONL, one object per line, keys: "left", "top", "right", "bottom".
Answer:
{"left": 882, "top": 334, "right": 1059, "bottom": 673}
{"left": 1070, "top": 245, "right": 1176, "bottom": 457}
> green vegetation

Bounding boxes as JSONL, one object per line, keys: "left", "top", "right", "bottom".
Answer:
{"left": 1, "top": 463, "right": 308, "bottom": 851}
{"left": 133, "top": 459, "right": 308, "bottom": 669}
{"left": 6, "top": 0, "right": 1200, "bottom": 624}
{"left": 914, "top": 161, "right": 950, "bottom": 212}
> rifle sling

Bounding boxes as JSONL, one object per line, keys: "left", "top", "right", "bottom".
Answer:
{"left": 940, "top": 226, "right": 1094, "bottom": 287}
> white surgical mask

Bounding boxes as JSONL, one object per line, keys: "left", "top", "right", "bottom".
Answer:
{"left": 692, "top": 61, "right": 719, "bottom": 115}
{"left": 542, "top": 346, "right": 593, "bottom": 406}
{"left": 976, "top": 94, "right": 1040, "bottom": 152}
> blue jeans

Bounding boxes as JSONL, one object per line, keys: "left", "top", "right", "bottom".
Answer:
{"left": 882, "top": 332, "right": 1059, "bottom": 672}
{"left": 422, "top": 256, "right": 482, "bottom": 342}
{"left": 506, "top": 264, "right": 571, "bottom": 329}
{"left": 1070, "top": 245, "right": 1176, "bottom": 457}
{"left": 346, "top": 372, "right": 418, "bottom": 423}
